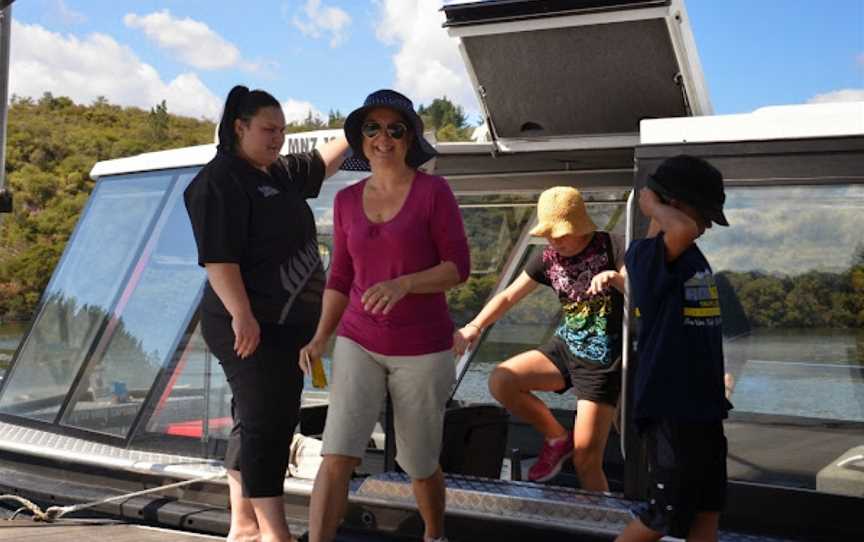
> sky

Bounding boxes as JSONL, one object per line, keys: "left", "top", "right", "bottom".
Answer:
{"left": 7, "top": 0, "right": 864, "bottom": 124}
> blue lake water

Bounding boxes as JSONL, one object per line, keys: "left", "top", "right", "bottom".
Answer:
{"left": 454, "top": 327, "right": 864, "bottom": 422}
{"left": 2, "top": 323, "right": 862, "bottom": 422}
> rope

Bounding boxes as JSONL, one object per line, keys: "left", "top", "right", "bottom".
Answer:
{"left": 0, "top": 494, "right": 45, "bottom": 520}
{"left": 9, "top": 507, "right": 29, "bottom": 520}
{"left": 1, "top": 469, "right": 226, "bottom": 522}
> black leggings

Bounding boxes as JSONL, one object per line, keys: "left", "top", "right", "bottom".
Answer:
{"left": 201, "top": 312, "right": 313, "bottom": 498}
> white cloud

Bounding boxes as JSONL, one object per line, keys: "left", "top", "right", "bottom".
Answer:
{"left": 700, "top": 186, "right": 864, "bottom": 275}
{"left": 281, "top": 99, "right": 325, "bottom": 124}
{"left": 374, "top": 0, "right": 478, "bottom": 115}
{"left": 291, "top": 0, "right": 351, "bottom": 48}
{"left": 807, "top": 88, "right": 864, "bottom": 104}
{"left": 10, "top": 19, "right": 222, "bottom": 119}
{"left": 124, "top": 10, "right": 257, "bottom": 71}
{"left": 54, "top": 0, "right": 87, "bottom": 25}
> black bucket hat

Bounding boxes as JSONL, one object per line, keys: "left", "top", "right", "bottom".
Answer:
{"left": 343, "top": 89, "right": 437, "bottom": 169}
{"left": 646, "top": 154, "right": 729, "bottom": 227}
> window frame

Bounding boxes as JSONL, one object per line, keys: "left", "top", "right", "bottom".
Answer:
{"left": 0, "top": 167, "right": 201, "bottom": 448}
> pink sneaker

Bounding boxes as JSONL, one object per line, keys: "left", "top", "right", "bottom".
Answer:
{"left": 527, "top": 432, "right": 574, "bottom": 482}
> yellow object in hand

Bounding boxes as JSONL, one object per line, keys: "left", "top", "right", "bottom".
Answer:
{"left": 311, "top": 356, "right": 327, "bottom": 389}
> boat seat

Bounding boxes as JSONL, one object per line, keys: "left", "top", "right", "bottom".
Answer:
{"left": 816, "top": 445, "right": 864, "bottom": 497}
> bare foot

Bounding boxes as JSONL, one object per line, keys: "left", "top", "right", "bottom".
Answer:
{"left": 227, "top": 531, "right": 260, "bottom": 542}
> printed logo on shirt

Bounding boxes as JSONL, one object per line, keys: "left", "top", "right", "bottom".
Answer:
{"left": 683, "top": 270, "right": 721, "bottom": 327}
{"left": 257, "top": 185, "right": 281, "bottom": 198}
{"left": 278, "top": 239, "right": 324, "bottom": 324}
{"left": 542, "top": 237, "right": 617, "bottom": 364}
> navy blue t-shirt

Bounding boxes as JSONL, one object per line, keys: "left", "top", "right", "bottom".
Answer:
{"left": 625, "top": 234, "right": 732, "bottom": 427}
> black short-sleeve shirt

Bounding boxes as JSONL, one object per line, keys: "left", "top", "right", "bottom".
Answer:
{"left": 523, "top": 232, "right": 624, "bottom": 364}
{"left": 184, "top": 149, "right": 326, "bottom": 325}
{"left": 625, "top": 234, "right": 733, "bottom": 427}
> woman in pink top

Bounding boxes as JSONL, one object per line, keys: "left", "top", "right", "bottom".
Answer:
{"left": 299, "top": 89, "right": 469, "bottom": 542}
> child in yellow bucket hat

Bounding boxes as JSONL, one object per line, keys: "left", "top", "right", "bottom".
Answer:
{"left": 454, "top": 186, "right": 626, "bottom": 488}
{"left": 528, "top": 186, "right": 597, "bottom": 238}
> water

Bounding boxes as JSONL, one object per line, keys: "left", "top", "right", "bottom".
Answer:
{"left": 4, "top": 322, "right": 863, "bottom": 421}
{"left": 723, "top": 328, "right": 864, "bottom": 421}
{"left": 455, "top": 327, "right": 864, "bottom": 422}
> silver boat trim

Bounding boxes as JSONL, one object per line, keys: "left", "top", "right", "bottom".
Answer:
{"left": 353, "top": 472, "right": 795, "bottom": 541}
{"left": 356, "top": 472, "right": 630, "bottom": 536}
{"left": 0, "top": 420, "right": 317, "bottom": 495}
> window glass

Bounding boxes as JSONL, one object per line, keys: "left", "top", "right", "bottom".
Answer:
{"left": 0, "top": 321, "right": 26, "bottom": 384}
{"left": 0, "top": 173, "right": 172, "bottom": 421}
{"left": 300, "top": 170, "right": 365, "bottom": 395}
{"left": 147, "top": 170, "right": 368, "bottom": 445}
{"left": 453, "top": 243, "right": 562, "bottom": 405}
{"left": 61, "top": 172, "right": 206, "bottom": 436}
{"left": 697, "top": 184, "right": 864, "bottom": 493}
{"left": 145, "top": 323, "right": 233, "bottom": 441}
{"left": 448, "top": 194, "right": 538, "bottom": 326}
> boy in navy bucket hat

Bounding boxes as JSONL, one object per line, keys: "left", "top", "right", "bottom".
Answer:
{"left": 645, "top": 154, "right": 729, "bottom": 227}
{"left": 617, "top": 155, "right": 733, "bottom": 542}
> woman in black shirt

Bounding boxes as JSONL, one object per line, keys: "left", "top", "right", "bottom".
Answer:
{"left": 184, "top": 85, "right": 348, "bottom": 542}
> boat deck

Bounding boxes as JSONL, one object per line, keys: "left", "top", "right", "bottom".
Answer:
{"left": 0, "top": 518, "right": 415, "bottom": 541}
{"left": 0, "top": 519, "right": 222, "bottom": 541}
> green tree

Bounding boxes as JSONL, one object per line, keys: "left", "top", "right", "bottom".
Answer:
{"left": 418, "top": 97, "right": 467, "bottom": 131}
{"left": 285, "top": 110, "right": 327, "bottom": 133}
{"left": 737, "top": 275, "right": 787, "bottom": 328}
{"left": 148, "top": 100, "right": 170, "bottom": 142}
{"left": 417, "top": 97, "right": 474, "bottom": 142}
{"left": 327, "top": 109, "right": 345, "bottom": 129}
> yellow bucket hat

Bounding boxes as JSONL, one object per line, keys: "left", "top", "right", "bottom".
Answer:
{"left": 529, "top": 186, "right": 597, "bottom": 238}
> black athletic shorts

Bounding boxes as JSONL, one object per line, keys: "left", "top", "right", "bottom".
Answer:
{"left": 536, "top": 335, "right": 621, "bottom": 407}
{"left": 201, "top": 311, "right": 314, "bottom": 498}
{"left": 633, "top": 418, "right": 728, "bottom": 538}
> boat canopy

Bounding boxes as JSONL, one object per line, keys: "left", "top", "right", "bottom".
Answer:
{"left": 442, "top": 0, "right": 711, "bottom": 152}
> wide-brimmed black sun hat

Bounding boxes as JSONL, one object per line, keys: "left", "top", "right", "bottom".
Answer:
{"left": 646, "top": 154, "right": 729, "bottom": 227}
{"left": 343, "top": 89, "right": 437, "bottom": 169}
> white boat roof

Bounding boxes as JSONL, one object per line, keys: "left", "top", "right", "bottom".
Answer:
{"left": 640, "top": 101, "right": 864, "bottom": 144}
{"left": 91, "top": 129, "right": 345, "bottom": 179}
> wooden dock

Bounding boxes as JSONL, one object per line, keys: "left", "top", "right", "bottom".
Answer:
{"left": 0, "top": 519, "right": 223, "bottom": 541}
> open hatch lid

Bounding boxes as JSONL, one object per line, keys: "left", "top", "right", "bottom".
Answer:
{"left": 443, "top": 0, "right": 711, "bottom": 152}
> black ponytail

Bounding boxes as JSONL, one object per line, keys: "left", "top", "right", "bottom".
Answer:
{"left": 216, "top": 85, "right": 281, "bottom": 153}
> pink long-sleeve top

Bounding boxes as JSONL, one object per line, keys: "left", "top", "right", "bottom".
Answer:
{"left": 326, "top": 171, "right": 470, "bottom": 356}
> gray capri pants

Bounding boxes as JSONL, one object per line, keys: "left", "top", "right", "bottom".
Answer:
{"left": 321, "top": 336, "right": 455, "bottom": 479}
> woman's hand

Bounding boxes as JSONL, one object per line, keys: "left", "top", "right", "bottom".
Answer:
{"left": 232, "top": 311, "right": 260, "bottom": 359}
{"left": 299, "top": 337, "right": 328, "bottom": 375}
{"left": 452, "top": 324, "right": 481, "bottom": 356}
{"left": 362, "top": 276, "right": 410, "bottom": 315}
{"left": 587, "top": 270, "right": 618, "bottom": 295}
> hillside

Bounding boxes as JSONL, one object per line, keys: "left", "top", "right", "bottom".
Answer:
{"left": 0, "top": 94, "right": 215, "bottom": 320}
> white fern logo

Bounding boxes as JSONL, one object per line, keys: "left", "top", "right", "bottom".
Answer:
{"left": 258, "top": 185, "right": 280, "bottom": 197}
{"left": 278, "top": 239, "right": 323, "bottom": 324}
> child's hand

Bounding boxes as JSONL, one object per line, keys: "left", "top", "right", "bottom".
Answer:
{"left": 587, "top": 270, "right": 618, "bottom": 295}
{"left": 639, "top": 187, "right": 663, "bottom": 217}
{"left": 453, "top": 325, "right": 481, "bottom": 356}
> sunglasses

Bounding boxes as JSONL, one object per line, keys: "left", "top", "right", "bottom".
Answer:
{"left": 361, "top": 121, "right": 408, "bottom": 140}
